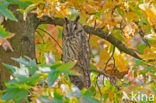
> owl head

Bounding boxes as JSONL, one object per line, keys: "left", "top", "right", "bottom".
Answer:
{"left": 63, "top": 16, "right": 83, "bottom": 37}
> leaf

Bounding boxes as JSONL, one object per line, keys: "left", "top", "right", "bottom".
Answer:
{"left": 47, "top": 69, "right": 59, "bottom": 86}
{"left": 23, "top": 3, "right": 38, "bottom": 21}
{"left": 94, "top": 12, "right": 101, "bottom": 19}
{"left": 137, "top": 44, "right": 146, "bottom": 54}
{"left": 14, "top": 89, "right": 28, "bottom": 102}
{"left": 117, "top": 7, "right": 124, "bottom": 16}
{"left": 11, "top": 57, "right": 29, "bottom": 66}
{"left": 134, "top": 58, "right": 146, "bottom": 66}
{"left": 57, "top": 61, "right": 77, "bottom": 75}
{"left": 7, "top": 0, "right": 32, "bottom": 9}
{"left": 12, "top": 65, "right": 29, "bottom": 83}
{"left": 1, "top": 88, "right": 18, "bottom": 101}
{"left": 11, "top": 57, "right": 38, "bottom": 75}
{"left": 0, "top": 38, "right": 14, "bottom": 52}
{"left": 90, "top": 63, "right": 97, "bottom": 70}
{"left": 145, "top": 66, "right": 155, "bottom": 73}
{"left": 0, "top": 2, "right": 17, "bottom": 21}
{"left": 15, "top": 74, "right": 29, "bottom": 84}
{"left": 3, "top": 63, "right": 17, "bottom": 74}
{"left": 1, "top": 88, "right": 28, "bottom": 102}
{"left": 133, "top": 6, "right": 143, "bottom": 16}
{"left": 103, "top": 93, "right": 109, "bottom": 101}
{"left": 50, "top": 62, "right": 62, "bottom": 69}
{"left": 139, "top": 70, "right": 146, "bottom": 74}
{"left": 18, "top": 0, "right": 39, "bottom": 3}
{"left": 27, "top": 71, "right": 41, "bottom": 85}
{"left": 113, "top": 28, "right": 125, "bottom": 41}
{"left": 82, "top": 90, "right": 100, "bottom": 103}
{"left": 0, "top": 25, "right": 10, "bottom": 38}
{"left": 52, "top": 92, "right": 63, "bottom": 103}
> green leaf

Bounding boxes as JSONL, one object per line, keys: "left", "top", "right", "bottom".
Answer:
{"left": 3, "top": 63, "right": 17, "bottom": 74}
{"left": 69, "top": 12, "right": 77, "bottom": 20}
{"left": 50, "top": 62, "right": 62, "bottom": 69}
{"left": 1, "top": 88, "right": 28, "bottom": 102}
{"left": 14, "top": 89, "right": 28, "bottom": 102}
{"left": 90, "top": 63, "right": 97, "bottom": 70}
{"left": 134, "top": 58, "right": 146, "bottom": 66}
{"left": 15, "top": 74, "right": 29, "bottom": 84}
{"left": 58, "top": 30, "right": 62, "bottom": 39}
{"left": 117, "top": 7, "right": 124, "bottom": 16}
{"left": 52, "top": 92, "right": 63, "bottom": 103}
{"left": 133, "top": 7, "right": 143, "bottom": 16}
{"left": 12, "top": 57, "right": 38, "bottom": 75}
{"left": 89, "top": 86, "right": 96, "bottom": 96}
{"left": 137, "top": 44, "right": 146, "bottom": 54}
{"left": 103, "top": 93, "right": 109, "bottom": 101}
{"left": 11, "top": 57, "right": 29, "bottom": 66}
{"left": 0, "top": 3, "right": 17, "bottom": 21}
{"left": 95, "top": 12, "right": 101, "bottom": 19}
{"left": 57, "top": 61, "right": 77, "bottom": 75}
{"left": 1, "top": 88, "right": 19, "bottom": 101}
{"left": 145, "top": 66, "right": 155, "bottom": 73}
{"left": 0, "top": 24, "right": 10, "bottom": 38}
{"left": 82, "top": 95, "right": 100, "bottom": 103}
{"left": 139, "top": 70, "right": 146, "bottom": 74}
{"left": 27, "top": 71, "right": 41, "bottom": 85}
{"left": 48, "top": 69, "right": 59, "bottom": 86}
{"left": 115, "top": 29, "right": 125, "bottom": 41}
{"left": 17, "top": 0, "right": 38, "bottom": 3}
{"left": 82, "top": 89, "right": 100, "bottom": 103}
{"left": 150, "top": 87, "right": 156, "bottom": 94}
{"left": 13, "top": 65, "right": 29, "bottom": 83}
{"left": 7, "top": 0, "right": 32, "bottom": 9}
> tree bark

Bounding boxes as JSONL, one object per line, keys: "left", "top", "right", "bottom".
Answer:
{"left": 0, "top": 5, "right": 38, "bottom": 89}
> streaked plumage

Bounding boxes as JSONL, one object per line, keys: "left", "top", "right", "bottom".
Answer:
{"left": 62, "top": 16, "right": 91, "bottom": 89}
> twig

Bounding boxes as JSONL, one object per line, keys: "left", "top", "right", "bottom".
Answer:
{"left": 103, "top": 46, "right": 115, "bottom": 71}
{"left": 89, "top": 20, "right": 97, "bottom": 40}
{"left": 88, "top": 69, "right": 111, "bottom": 77}
{"left": 138, "top": 25, "right": 150, "bottom": 47}
{"left": 37, "top": 28, "right": 62, "bottom": 50}
{"left": 112, "top": 57, "right": 115, "bottom": 69}
{"left": 96, "top": 77, "right": 102, "bottom": 96}
{"left": 90, "top": 46, "right": 120, "bottom": 90}
{"left": 135, "top": 21, "right": 150, "bottom": 47}
{"left": 101, "top": 46, "right": 116, "bottom": 86}
{"left": 89, "top": 68, "right": 120, "bottom": 90}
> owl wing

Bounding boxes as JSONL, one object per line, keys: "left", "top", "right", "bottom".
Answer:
{"left": 78, "top": 31, "right": 91, "bottom": 89}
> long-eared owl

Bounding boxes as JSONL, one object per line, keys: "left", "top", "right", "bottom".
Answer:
{"left": 62, "top": 16, "right": 91, "bottom": 89}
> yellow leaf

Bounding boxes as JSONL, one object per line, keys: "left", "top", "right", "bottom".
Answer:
{"left": 23, "top": 3, "right": 39, "bottom": 20}
{"left": 97, "top": 49, "right": 110, "bottom": 70}
{"left": 0, "top": 100, "right": 5, "bottom": 103}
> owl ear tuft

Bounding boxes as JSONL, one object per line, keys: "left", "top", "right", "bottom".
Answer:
{"left": 74, "top": 15, "right": 80, "bottom": 22}
{"left": 65, "top": 17, "right": 69, "bottom": 23}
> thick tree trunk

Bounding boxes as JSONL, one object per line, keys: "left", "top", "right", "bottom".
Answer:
{"left": 0, "top": 5, "right": 38, "bottom": 89}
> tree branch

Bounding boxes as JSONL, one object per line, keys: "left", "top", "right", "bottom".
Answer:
{"left": 88, "top": 68, "right": 120, "bottom": 90}
{"left": 38, "top": 16, "right": 142, "bottom": 60}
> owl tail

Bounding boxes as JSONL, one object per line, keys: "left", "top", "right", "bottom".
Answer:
{"left": 69, "top": 74, "right": 90, "bottom": 90}
{"left": 69, "top": 75, "right": 85, "bottom": 89}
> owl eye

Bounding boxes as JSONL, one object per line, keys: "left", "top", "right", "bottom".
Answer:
{"left": 66, "top": 23, "right": 70, "bottom": 32}
{"left": 73, "top": 24, "right": 77, "bottom": 30}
